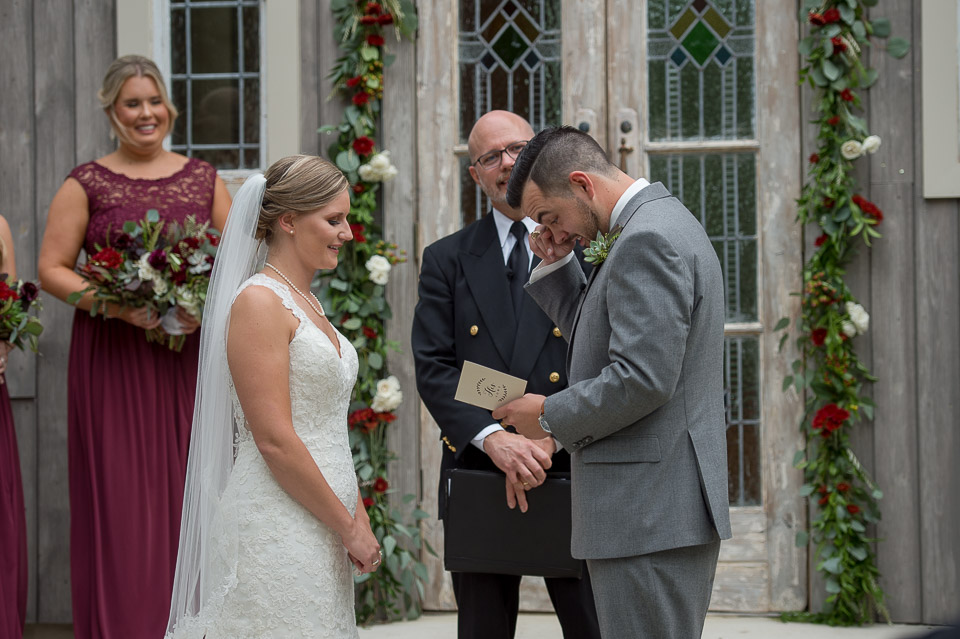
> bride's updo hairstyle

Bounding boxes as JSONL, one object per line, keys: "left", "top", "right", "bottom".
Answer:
{"left": 256, "top": 154, "right": 349, "bottom": 243}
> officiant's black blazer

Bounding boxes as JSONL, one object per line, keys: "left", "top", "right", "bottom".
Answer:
{"left": 412, "top": 212, "right": 590, "bottom": 515}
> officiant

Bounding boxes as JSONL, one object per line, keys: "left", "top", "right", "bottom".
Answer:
{"left": 411, "top": 110, "right": 600, "bottom": 639}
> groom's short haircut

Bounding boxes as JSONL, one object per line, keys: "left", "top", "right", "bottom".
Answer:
{"left": 506, "top": 125, "right": 615, "bottom": 208}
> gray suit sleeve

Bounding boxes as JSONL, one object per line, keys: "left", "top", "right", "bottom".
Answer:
{"left": 524, "top": 256, "right": 587, "bottom": 338}
{"left": 545, "top": 229, "right": 693, "bottom": 447}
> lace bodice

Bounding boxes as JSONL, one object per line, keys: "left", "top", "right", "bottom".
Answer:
{"left": 169, "top": 274, "right": 361, "bottom": 638}
{"left": 68, "top": 159, "right": 216, "bottom": 254}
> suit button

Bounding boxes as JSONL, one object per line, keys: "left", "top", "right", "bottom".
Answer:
{"left": 469, "top": 325, "right": 479, "bottom": 336}
{"left": 549, "top": 372, "right": 560, "bottom": 383}
{"left": 449, "top": 445, "right": 457, "bottom": 452}
{"left": 553, "top": 327, "right": 562, "bottom": 338}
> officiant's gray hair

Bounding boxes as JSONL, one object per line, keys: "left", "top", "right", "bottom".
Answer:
{"left": 256, "top": 155, "right": 348, "bottom": 242}
{"left": 506, "top": 126, "right": 616, "bottom": 208}
{"left": 99, "top": 55, "right": 179, "bottom": 144}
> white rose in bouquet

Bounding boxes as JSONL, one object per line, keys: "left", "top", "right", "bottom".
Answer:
{"left": 862, "top": 135, "right": 882, "bottom": 155}
{"left": 138, "top": 253, "right": 160, "bottom": 282}
{"left": 365, "top": 254, "right": 391, "bottom": 285}
{"left": 371, "top": 375, "right": 403, "bottom": 412}
{"left": 841, "top": 140, "right": 864, "bottom": 160}
{"left": 844, "top": 301, "right": 870, "bottom": 335}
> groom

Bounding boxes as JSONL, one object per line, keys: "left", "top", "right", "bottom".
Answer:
{"left": 492, "top": 126, "right": 732, "bottom": 638}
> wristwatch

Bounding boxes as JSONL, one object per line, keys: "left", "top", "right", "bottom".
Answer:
{"left": 538, "top": 400, "right": 551, "bottom": 434}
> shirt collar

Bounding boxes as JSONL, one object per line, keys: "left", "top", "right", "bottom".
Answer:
{"left": 608, "top": 178, "right": 651, "bottom": 231}
{"left": 492, "top": 208, "right": 538, "bottom": 248}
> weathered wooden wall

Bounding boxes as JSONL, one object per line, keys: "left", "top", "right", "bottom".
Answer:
{"left": 800, "top": 1, "right": 960, "bottom": 625}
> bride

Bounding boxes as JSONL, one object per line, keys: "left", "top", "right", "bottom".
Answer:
{"left": 166, "top": 155, "right": 380, "bottom": 638}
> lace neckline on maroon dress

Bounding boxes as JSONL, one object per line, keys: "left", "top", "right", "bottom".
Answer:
{"left": 90, "top": 157, "right": 198, "bottom": 184}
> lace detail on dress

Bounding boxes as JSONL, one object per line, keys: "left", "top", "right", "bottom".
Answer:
{"left": 169, "top": 273, "right": 360, "bottom": 638}
{"left": 68, "top": 159, "right": 216, "bottom": 254}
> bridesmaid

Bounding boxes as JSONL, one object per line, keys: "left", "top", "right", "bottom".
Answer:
{"left": 37, "top": 56, "right": 230, "bottom": 638}
{"left": 0, "top": 214, "right": 27, "bottom": 638}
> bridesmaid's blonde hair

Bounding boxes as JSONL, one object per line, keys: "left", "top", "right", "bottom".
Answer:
{"left": 98, "top": 55, "right": 179, "bottom": 145}
{"left": 256, "top": 155, "right": 349, "bottom": 242}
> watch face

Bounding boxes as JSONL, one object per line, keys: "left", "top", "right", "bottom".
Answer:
{"left": 538, "top": 413, "right": 551, "bottom": 433}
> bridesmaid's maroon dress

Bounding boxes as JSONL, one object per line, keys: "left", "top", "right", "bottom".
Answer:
{"left": 66, "top": 159, "right": 215, "bottom": 638}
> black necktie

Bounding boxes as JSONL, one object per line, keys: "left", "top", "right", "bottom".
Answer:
{"left": 507, "top": 221, "right": 528, "bottom": 321}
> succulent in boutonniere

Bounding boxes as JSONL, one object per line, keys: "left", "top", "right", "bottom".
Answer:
{"left": 583, "top": 225, "right": 622, "bottom": 265}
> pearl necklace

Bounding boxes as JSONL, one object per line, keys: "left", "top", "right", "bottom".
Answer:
{"left": 264, "top": 262, "right": 325, "bottom": 317}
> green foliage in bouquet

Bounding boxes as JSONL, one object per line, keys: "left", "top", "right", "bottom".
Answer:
{"left": 779, "top": 0, "right": 909, "bottom": 626}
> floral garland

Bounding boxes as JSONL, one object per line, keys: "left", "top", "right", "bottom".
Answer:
{"left": 779, "top": 0, "right": 908, "bottom": 626}
{"left": 316, "top": 0, "right": 429, "bottom": 625}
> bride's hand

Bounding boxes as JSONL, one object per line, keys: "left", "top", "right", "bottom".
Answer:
{"left": 341, "top": 518, "right": 381, "bottom": 573}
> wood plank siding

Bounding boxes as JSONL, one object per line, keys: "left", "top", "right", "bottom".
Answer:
{"left": 1, "top": 0, "right": 957, "bottom": 626}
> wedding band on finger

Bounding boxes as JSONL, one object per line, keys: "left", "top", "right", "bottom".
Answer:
{"left": 530, "top": 230, "right": 542, "bottom": 239}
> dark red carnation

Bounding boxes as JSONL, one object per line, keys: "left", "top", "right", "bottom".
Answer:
{"left": 362, "top": 325, "right": 377, "bottom": 339}
{"left": 171, "top": 267, "right": 187, "bottom": 285}
{"left": 378, "top": 13, "right": 393, "bottom": 25}
{"left": 350, "top": 223, "right": 367, "bottom": 243}
{"left": 352, "top": 92, "right": 370, "bottom": 107}
{"left": 111, "top": 232, "right": 134, "bottom": 250}
{"left": 809, "top": 12, "right": 825, "bottom": 26}
{"left": 346, "top": 75, "right": 364, "bottom": 88}
{"left": 353, "top": 136, "right": 375, "bottom": 156}
{"left": 363, "top": 497, "right": 375, "bottom": 508}
{"left": 353, "top": 184, "right": 366, "bottom": 194}
{"left": 373, "top": 477, "right": 389, "bottom": 493}
{"left": 837, "top": 482, "right": 850, "bottom": 493}
{"left": 18, "top": 281, "right": 39, "bottom": 305}
{"left": 818, "top": 495, "right": 830, "bottom": 506}
{"left": 840, "top": 88, "right": 854, "bottom": 102}
{"left": 377, "top": 412, "right": 396, "bottom": 423}
{"left": 91, "top": 246, "right": 124, "bottom": 269}
{"left": 828, "top": 115, "right": 840, "bottom": 126}
{"left": 831, "top": 36, "right": 847, "bottom": 55}
{"left": 812, "top": 403, "right": 850, "bottom": 434}
{"left": 814, "top": 233, "right": 829, "bottom": 247}
{"left": 809, "top": 153, "right": 820, "bottom": 164}
{"left": 823, "top": 8, "right": 841, "bottom": 23}
{"left": 348, "top": 407, "right": 379, "bottom": 433}
{"left": 183, "top": 236, "right": 201, "bottom": 250}
{"left": 366, "top": 34, "right": 385, "bottom": 47}
{"left": 846, "top": 504, "right": 860, "bottom": 515}
{"left": 359, "top": 15, "right": 378, "bottom": 25}
{"left": 811, "top": 328, "right": 827, "bottom": 346}
{"left": 0, "top": 281, "right": 18, "bottom": 302}
{"left": 852, "top": 194, "right": 883, "bottom": 224}
{"left": 365, "top": 2, "right": 382, "bottom": 14}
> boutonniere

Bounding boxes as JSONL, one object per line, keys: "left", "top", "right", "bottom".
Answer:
{"left": 583, "top": 224, "right": 622, "bottom": 265}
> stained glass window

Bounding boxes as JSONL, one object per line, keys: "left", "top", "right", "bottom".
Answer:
{"left": 170, "top": 0, "right": 261, "bottom": 170}
{"left": 459, "top": 0, "right": 562, "bottom": 225}
{"left": 648, "top": 0, "right": 759, "bottom": 506}
{"left": 648, "top": 0, "right": 755, "bottom": 141}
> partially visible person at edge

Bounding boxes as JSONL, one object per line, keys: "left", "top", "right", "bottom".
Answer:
{"left": 412, "top": 110, "right": 601, "bottom": 639}
{"left": 493, "top": 125, "right": 731, "bottom": 638}
{"left": 37, "top": 55, "right": 230, "bottom": 638}
{"left": 0, "top": 214, "right": 27, "bottom": 638}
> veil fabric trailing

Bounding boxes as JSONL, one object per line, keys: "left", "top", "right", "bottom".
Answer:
{"left": 166, "top": 173, "right": 267, "bottom": 635}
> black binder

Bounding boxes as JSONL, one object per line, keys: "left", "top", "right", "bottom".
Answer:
{"left": 442, "top": 468, "right": 582, "bottom": 579}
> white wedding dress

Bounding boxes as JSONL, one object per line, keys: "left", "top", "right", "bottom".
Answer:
{"left": 169, "top": 274, "right": 360, "bottom": 638}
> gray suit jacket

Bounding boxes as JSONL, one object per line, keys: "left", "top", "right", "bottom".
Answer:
{"left": 526, "top": 182, "right": 732, "bottom": 560}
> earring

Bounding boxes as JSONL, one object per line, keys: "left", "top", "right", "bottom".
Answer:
{"left": 289, "top": 230, "right": 294, "bottom": 235}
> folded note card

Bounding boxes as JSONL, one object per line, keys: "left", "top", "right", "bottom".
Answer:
{"left": 454, "top": 361, "right": 527, "bottom": 411}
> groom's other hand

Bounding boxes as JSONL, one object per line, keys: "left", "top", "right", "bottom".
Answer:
{"left": 484, "top": 430, "right": 551, "bottom": 494}
{"left": 493, "top": 393, "right": 549, "bottom": 440}
{"left": 529, "top": 224, "right": 575, "bottom": 266}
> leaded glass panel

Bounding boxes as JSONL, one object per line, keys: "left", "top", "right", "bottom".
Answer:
{"left": 459, "top": 0, "right": 562, "bottom": 226}
{"left": 724, "top": 335, "right": 761, "bottom": 506}
{"left": 647, "top": 0, "right": 755, "bottom": 141}
{"left": 649, "top": 153, "right": 757, "bottom": 323}
{"left": 170, "top": 0, "right": 261, "bottom": 170}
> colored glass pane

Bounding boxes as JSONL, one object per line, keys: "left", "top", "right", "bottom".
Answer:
{"left": 681, "top": 21, "right": 719, "bottom": 66}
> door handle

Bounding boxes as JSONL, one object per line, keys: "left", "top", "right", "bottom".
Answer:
{"left": 618, "top": 136, "right": 634, "bottom": 172}
{"left": 615, "top": 108, "right": 640, "bottom": 177}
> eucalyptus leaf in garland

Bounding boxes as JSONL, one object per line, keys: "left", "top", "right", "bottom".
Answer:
{"left": 779, "top": 1, "right": 909, "bottom": 627}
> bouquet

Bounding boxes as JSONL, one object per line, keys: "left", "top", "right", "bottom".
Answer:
{"left": 68, "top": 209, "right": 220, "bottom": 351}
{"left": 0, "top": 275, "right": 43, "bottom": 353}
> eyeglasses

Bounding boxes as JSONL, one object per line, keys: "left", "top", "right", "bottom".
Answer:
{"left": 473, "top": 141, "right": 528, "bottom": 170}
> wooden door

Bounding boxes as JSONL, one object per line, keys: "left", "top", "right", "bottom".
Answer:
{"left": 415, "top": 0, "right": 805, "bottom": 613}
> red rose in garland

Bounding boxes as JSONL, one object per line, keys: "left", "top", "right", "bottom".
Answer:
{"left": 352, "top": 92, "right": 370, "bottom": 107}
{"left": 350, "top": 223, "right": 367, "bottom": 243}
{"left": 811, "top": 328, "right": 827, "bottom": 346}
{"left": 812, "top": 403, "right": 850, "bottom": 436}
{"left": 373, "top": 477, "right": 389, "bottom": 493}
{"left": 852, "top": 194, "right": 884, "bottom": 224}
{"left": 809, "top": 12, "right": 826, "bottom": 26}
{"left": 823, "top": 8, "right": 841, "bottom": 23}
{"left": 366, "top": 34, "right": 385, "bottom": 47}
{"left": 346, "top": 75, "right": 363, "bottom": 88}
{"left": 352, "top": 136, "right": 375, "bottom": 156}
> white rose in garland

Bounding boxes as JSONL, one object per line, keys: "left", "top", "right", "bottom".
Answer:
{"left": 861, "top": 135, "right": 882, "bottom": 154}
{"left": 371, "top": 375, "right": 403, "bottom": 412}
{"left": 844, "top": 301, "right": 870, "bottom": 335}
{"left": 358, "top": 150, "right": 399, "bottom": 183}
{"left": 365, "top": 254, "right": 391, "bottom": 285}
{"left": 842, "top": 320, "right": 858, "bottom": 339}
{"left": 841, "top": 139, "right": 864, "bottom": 160}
